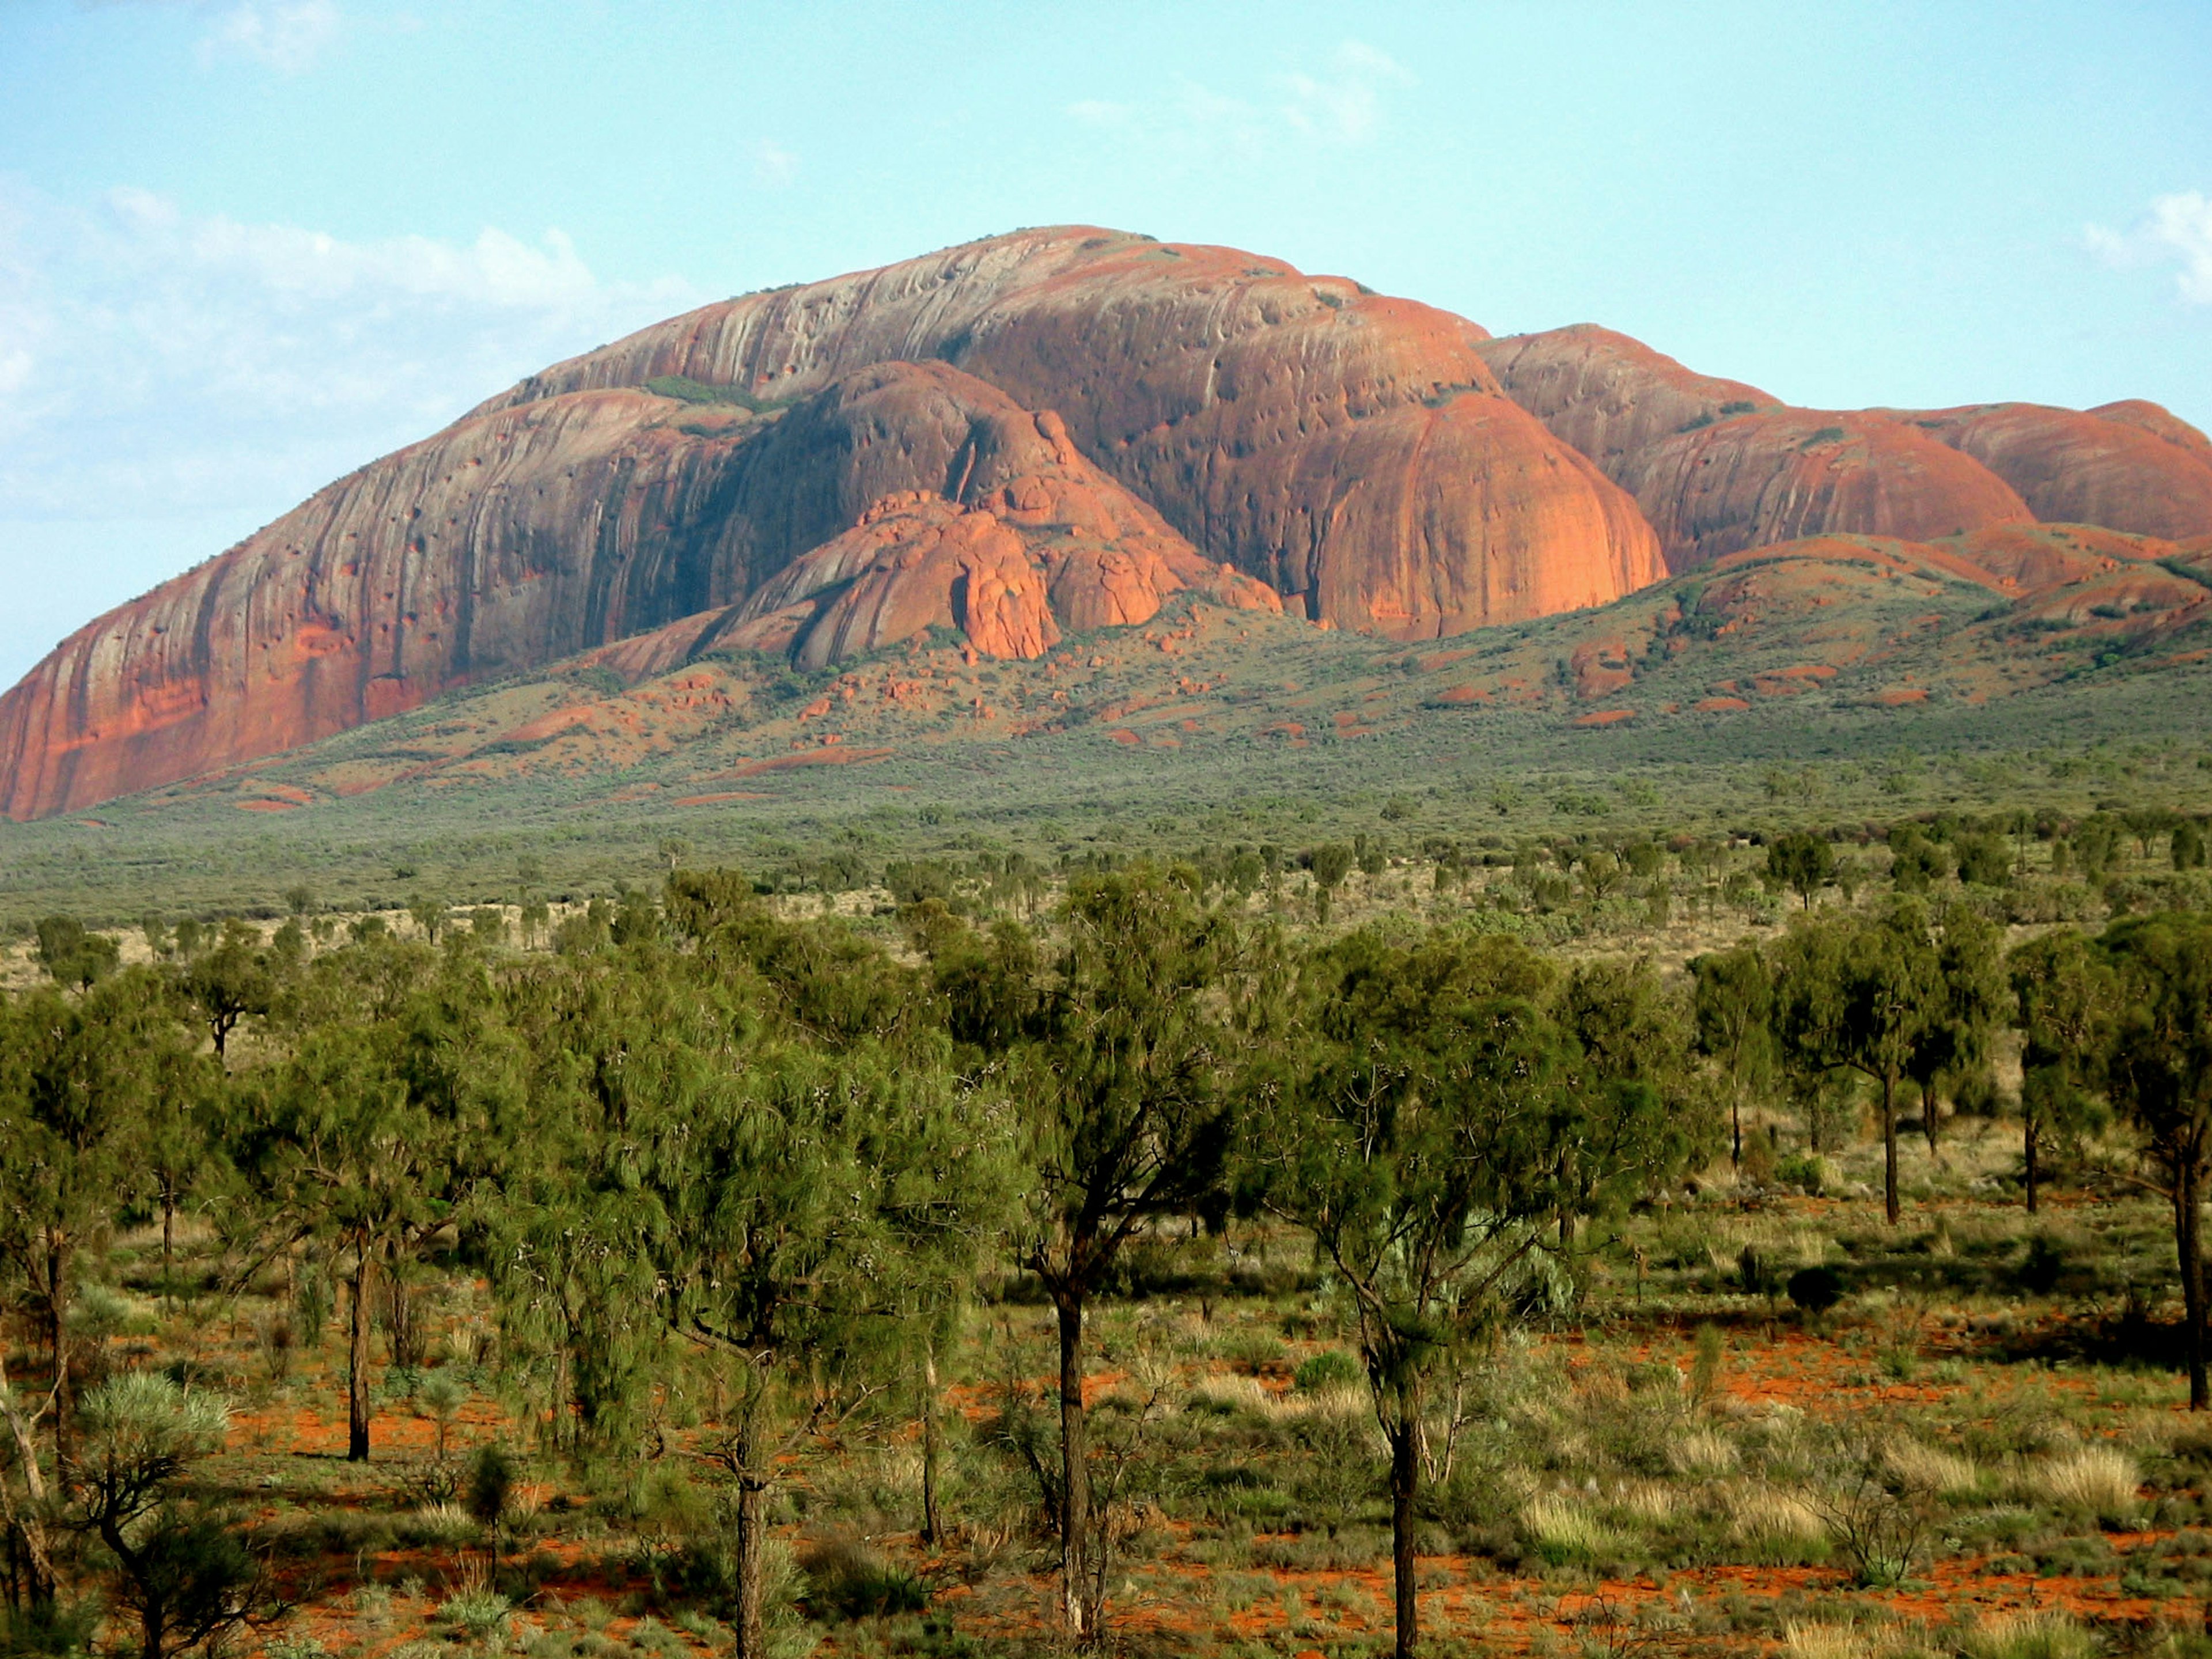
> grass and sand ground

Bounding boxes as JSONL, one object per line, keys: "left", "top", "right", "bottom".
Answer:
{"left": 68, "top": 1114, "right": 2212, "bottom": 1659}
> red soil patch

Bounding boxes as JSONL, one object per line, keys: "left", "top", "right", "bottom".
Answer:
{"left": 722, "top": 747, "right": 895, "bottom": 778}
{"left": 1573, "top": 709, "right": 1636, "bottom": 727}
{"left": 672, "top": 791, "right": 771, "bottom": 806}
{"left": 237, "top": 798, "right": 303, "bottom": 813}
{"left": 1435, "top": 685, "right": 1491, "bottom": 704}
{"left": 1694, "top": 696, "right": 1751, "bottom": 713}
{"left": 1875, "top": 685, "right": 1930, "bottom": 706}
{"left": 1108, "top": 729, "right": 1141, "bottom": 745}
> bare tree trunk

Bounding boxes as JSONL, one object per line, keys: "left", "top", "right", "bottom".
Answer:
{"left": 1881, "top": 1074, "right": 1900, "bottom": 1226}
{"left": 1731, "top": 1089, "right": 1743, "bottom": 1169}
{"left": 348, "top": 1238, "right": 374, "bottom": 1461}
{"left": 1388, "top": 1392, "right": 1421, "bottom": 1659}
{"left": 2024, "top": 1118, "right": 2040, "bottom": 1215}
{"left": 161, "top": 1188, "right": 176, "bottom": 1312}
{"left": 0, "top": 1363, "right": 57, "bottom": 1607}
{"left": 1921, "top": 1080, "right": 1940, "bottom": 1158}
{"left": 1055, "top": 1290, "right": 1094, "bottom": 1642}
{"left": 921, "top": 1342, "right": 941, "bottom": 1547}
{"left": 730, "top": 1376, "right": 768, "bottom": 1659}
{"left": 44, "top": 1230, "right": 70, "bottom": 1467}
{"left": 2181, "top": 1159, "right": 2206, "bottom": 1411}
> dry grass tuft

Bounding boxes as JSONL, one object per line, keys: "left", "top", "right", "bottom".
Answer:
{"left": 1960, "top": 1611, "right": 2095, "bottom": 1659}
{"left": 1611, "top": 1480, "right": 1679, "bottom": 1525}
{"left": 1729, "top": 1484, "right": 1827, "bottom": 1547}
{"left": 1523, "top": 1493, "right": 1623, "bottom": 1562}
{"left": 1884, "top": 1437, "right": 1980, "bottom": 1498}
{"left": 1669, "top": 1426, "right": 1740, "bottom": 1476}
{"left": 1783, "top": 1623, "right": 1873, "bottom": 1659}
{"left": 2028, "top": 1444, "right": 2139, "bottom": 1518}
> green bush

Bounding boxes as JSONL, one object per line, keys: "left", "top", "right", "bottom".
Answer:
{"left": 798, "top": 1539, "right": 929, "bottom": 1620}
{"left": 1294, "top": 1350, "right": 1362, "bottom": 1393}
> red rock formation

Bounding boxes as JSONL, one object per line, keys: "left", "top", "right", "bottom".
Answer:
{"left": 0, "top": 389, "right": 762, "bottom": 822}
{"left": 1478, "top": 327, "right": 2034, "bottom": 570}
{"left": 1908, "top": 403, "right": 2212, "bottom": 541}
{"left": 2089, "top": 400, "right": 2212, "bottom": 468}
{"left": 2, "top": 230, "right": 1664, "bottom": 816}
{"left": 1622, "top": 410, "right": 2033, "bottom": 570}
{"left": 1473, "top": 324, "right": 1774, "bottom": 472}
{"left": 478, "top": 227, "right": 1665, "bottom": 637}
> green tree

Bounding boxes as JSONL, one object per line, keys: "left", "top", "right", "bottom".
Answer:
{"left": 1767, "top": 832, "right": 1836, "bottom": 910}
{"left": 179, "top": 923, "right": 274, "bottom": 1059}
{"left": 649, "top": 1037, "right": 1009, "bottom": 1659}
{"left": 33, "top": 916, "right": 119, "bottom": 989}
{"left": 1904, "top": 902, "right": 2007, "bottom": 1157}
{"left": 1692, "top": 944, "right": 1775, "bottom": 1168}
{"left": 1772, "top": 901, "right": 1939, "bottom": 1224}
{"left": 2008, "top": 930, "right": 2113, "bottom": 1214}
{"left": 2175, "top": 819, "right": 2207, "bottom": 872}
{"left": 67, "top": 1374, "right": 269, "bottom": 1659}
{"left": 237, "top": 950, "right": 518, "bottom": 1459}
{"left": 0, "top": 971, "right": 173, "bottom": 1461}
{"left": 1249, "top": 928, "right": 1695, "bottom": 1659}
{"left": 2100, "top": 914, "right": 2212, "bottom": 1408}
{"left": 1000, "top": 871, "right": 1242, "bottom": 1641}
{"left": 1309, "top": 843, "right": 1354, "bottom": 924}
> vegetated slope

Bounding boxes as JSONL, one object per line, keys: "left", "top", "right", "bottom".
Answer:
{"left": 45, "top": 524, "right": 2207, "bottom": 845}
{"left": 1476, "top": 326, "right": 2212, "bottom": 571}
{"left": 0, "top": 228, "right": 1662, "bottom": 819}
{"left": 8, "top": 227, "right": 2210, "bottom": 824}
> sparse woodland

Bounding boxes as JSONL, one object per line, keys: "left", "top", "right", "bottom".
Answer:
{"left": 5, "top": 810, "right": 2212, "bottom": 1659}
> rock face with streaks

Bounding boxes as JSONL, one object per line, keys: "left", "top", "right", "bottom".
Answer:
{"left": 0, "top": 228, "right": 1660, "bottom": 817}
{"left": 6, "top": 223, "right": 2207, "bottom": 818}
{"left": 1907, "top": 402, "right": 2212, "bottom": 541}
{"left": 1476, "top": 326, "right": 2036, "bottom": 571}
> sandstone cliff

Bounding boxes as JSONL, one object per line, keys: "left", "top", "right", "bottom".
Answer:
{"left": 0, "top": 228, "right": 1664, "bottom": 817}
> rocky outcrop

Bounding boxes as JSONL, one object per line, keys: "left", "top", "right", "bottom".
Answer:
{"left": 1, "top": 229, "right": 1664, "bottom": 816}
{"left": 1478, "top": 326, "right": 2035, "bottom": 570}
{"left": 7, "top": 224, "right": 2204, "bottom": 819}
{"left": 477, "top": 228, "right": 1666, "bottom": 637}
{"left": 0, "top": 357, "right": 1285, "bottom": 817}
{"left": 0, "top": 389, "right": 763, "bottom": 823}
{"left": 1473, "top": 324, "right": 1774, "bottom": 473}
{"left": 1907, "top": 403, "right": 2212, "bottom": 541}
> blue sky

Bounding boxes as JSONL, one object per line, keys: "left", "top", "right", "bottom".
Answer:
{"left": 2, "top": 0, "right": 2208, "bottom": 686}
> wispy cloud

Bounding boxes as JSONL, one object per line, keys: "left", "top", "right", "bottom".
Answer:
{"left": 750, "top": 139, "right": 799, "bottom": 188}
{"left": 0, "top": 179, "right": 696, "bottom": 527}
{"left": 195, "top": 0, "right": 340, "bottom": 73}
{"left": 2086, "top": 191, "right": 2212, "bottom": 305}
{"left": 1063, "top": 39, "right": 1414, "bottom": 153}
{"left": 1281, "top": 41, "right": 1414, "bottom": 145}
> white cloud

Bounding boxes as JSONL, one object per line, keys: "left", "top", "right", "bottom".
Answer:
{"left": 750, "top": 140, "right": 799, "bottom": 188}
{"left": 0, "top": 179, "right": 699, "bottom": 677}
{"left": 1065, "top": 39, "right": 1412, "bottom": 152}
{"left": 1280, "top": 41, "right": 1414, "bottom": 145}
{"left": 2086, "top": 191, "right": 2212, "bottom": 305}
{"left": 195, "top": 0, "right": 341, "bottom": 74}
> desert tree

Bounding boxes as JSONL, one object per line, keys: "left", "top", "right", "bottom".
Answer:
{"left": 2100, "top": 913, "right": 2212, "bottom": 1407}
{"left": 647, "top": 1032, "right": 1012, "bottom": 1659}
{"left": 2008, "top": 929, "right": 2112, "bottom": 1214}
{"left": 1248, "top": 927, "right": 1696, "bottom": 1659}
{"left": 234, "top": 949, "right": 520, "bottom": 1459}
{"left": 968, "top": 869, "right": 1246, "bottom": 1642}
{"left": 0, "top": 970, "right": 176, "bottom": 1462}
{"left": 1772, "top": 899, "right": 1939, "bottom": 1224}
{"left": 1692, "top": 943, "right": 1775, "bottom": 1168}
{"left": 1767, "top": 831, "right": 1836, "bottom": 910}
{"left": 66, "top": 1373, "right": 274, "bottom": 1659}
{"left": 1903, "top": 902, "right": 2008, "bottom": 1157}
